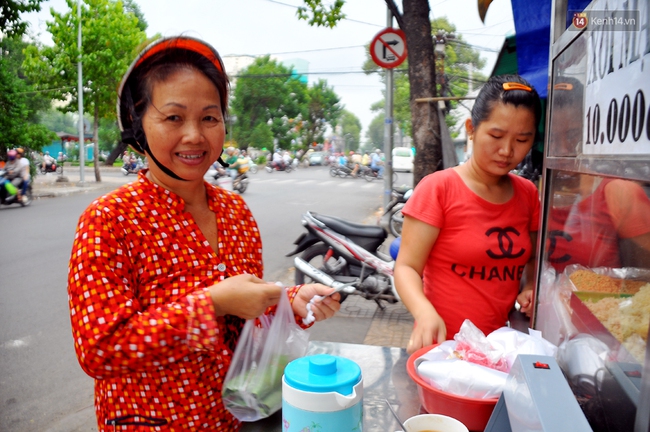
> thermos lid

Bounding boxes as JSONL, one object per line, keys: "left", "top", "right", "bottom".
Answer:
{"left": 284, "top": 354, "right": 362, "bottom": 396}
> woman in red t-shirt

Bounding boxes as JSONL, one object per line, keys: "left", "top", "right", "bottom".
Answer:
{"left": 395, "top": 74, "right": 542, "bottom": 354}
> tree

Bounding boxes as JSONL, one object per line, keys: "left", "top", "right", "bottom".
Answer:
{"left": 23, "top": 0, "right": 146, "bottom": 180}
{"left": 1, "top": 0, "right": 44, "bottom": 38}
{"left": 231, "top": 56, "right": 309, "bottom": 150}
{"left": 303, "top": 79, "right": 342, "bottom": 147}
{"left": 337, "top": 109, "right": 362, "bottom": 152}
{"left": 0, "top": 36, "right": 56, "bottom": 155}
{"left": 299, "top": 0, "right": 482, "bottom": 185}
{"left": 230, "top": 57, "right": 342, "bottom": 152}
{"left": 365, "top": 113, "right": 384, "bottom": 150}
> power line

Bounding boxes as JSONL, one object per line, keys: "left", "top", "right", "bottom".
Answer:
{"left": 263, "top": 0, "right": 382, "bottom": 27}
{"left": 232, "top": 69, "right": 408, "bottom": 78}
{"left": 259, "top": 44, "right": 365, "bottom": 56}
{"left": 447, "top": 39, "right": 500, "bottom": 53}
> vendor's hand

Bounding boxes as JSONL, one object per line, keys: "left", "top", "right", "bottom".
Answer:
{"left": 408, "top": 312, "right": 447, "bottom": 355}
{"left": 517, "top": 288, "right": 534, "bottom": 317}
{"left": 209, "top": 275, "right": 283, "bottom": 319}
{"left": 293, "top": 284, "right": 341, "bottom": 322}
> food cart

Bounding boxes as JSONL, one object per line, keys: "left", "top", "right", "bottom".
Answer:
{"left": 248, "top": 0, "right": 649, "bottom": 429}
{"left": 532, "top": 0, "right": 650, "bottom": 430}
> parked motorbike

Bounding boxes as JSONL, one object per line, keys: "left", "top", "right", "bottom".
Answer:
{"left": 265, "top": 161, "right": 293, "bottom": 173}
{"left": 0, "top": 170, "right": 33, "bottom": 207}
{"left": 287, "top": 211, "right": 400, "bottom": 308}
{"left": 383, "top": 186, "right": 413, "bottom": 237}
{"left": 39, "top": 161, "right": 62, "bottom": 174}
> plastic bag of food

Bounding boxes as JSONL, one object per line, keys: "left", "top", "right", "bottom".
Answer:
{"left": 222, "top": 289, "right": 309, "bottom": 421}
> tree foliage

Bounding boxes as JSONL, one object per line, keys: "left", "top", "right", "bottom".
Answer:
{"left": 297, "top": 0, "right": 345, "bottom": 28}
{"left": 298, "top": 0, "right": 489, "bottom": 185}
{"left": 337, "top": 109, "right": 362, "bottom": 152}
{"left": 23, "top": 0, "right": 147, "bottom": 175}
{"left": 0, "top": 0, "right": 44, "bottom": 38}
{"left": 230, "top": 56, "right": 342, "bottom": 151}
{"left": 0, "top": 36, "right": 56, "bottom": 155}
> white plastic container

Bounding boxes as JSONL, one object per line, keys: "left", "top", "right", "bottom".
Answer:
{"left": 282, "top": 354, "right": 363, "bottom": 432}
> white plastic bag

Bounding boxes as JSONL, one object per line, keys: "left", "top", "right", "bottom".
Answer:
{"left": 222, "top": 289, "right": 309, "bottom": 421}
{"left": 415, "top": 320, "right": 557, "bottom": 399}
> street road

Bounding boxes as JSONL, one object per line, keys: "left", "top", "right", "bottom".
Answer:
{"left": 0, "top": 165, "right": 412, "bottom": 431}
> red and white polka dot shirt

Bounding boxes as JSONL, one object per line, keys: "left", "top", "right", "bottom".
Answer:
{"left": 68, "top": 171, "right": 299, "bottom": 431}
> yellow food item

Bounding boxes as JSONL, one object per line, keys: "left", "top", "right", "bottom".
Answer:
{"left": 569, "top": 270, "right": 646, "bottom": 294}
{"left": 583, "top": 284, "right": 650, "bottom": 363}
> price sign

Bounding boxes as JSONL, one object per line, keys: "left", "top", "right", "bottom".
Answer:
{"left": 583, "top": 0, "right": 649, "bottom": 155}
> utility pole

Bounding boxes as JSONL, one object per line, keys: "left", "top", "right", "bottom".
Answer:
{"left": 77, "top": 0, "right": 85, "bottom": 184}
{"left": 434, "top": 31, "right": 454, "bottom": 113}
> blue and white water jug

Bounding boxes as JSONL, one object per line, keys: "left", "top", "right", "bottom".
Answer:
{"left": 282, "top": 354, "right": 363, "bottom": 432}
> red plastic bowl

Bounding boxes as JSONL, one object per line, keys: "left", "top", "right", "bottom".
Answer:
{"left": 407, "top": 345, "right": 498, "bottom": 432}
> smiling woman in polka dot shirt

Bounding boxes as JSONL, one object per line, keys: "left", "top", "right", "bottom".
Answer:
{"left": 67, "top": 36, "right": 341, "bottom": 431}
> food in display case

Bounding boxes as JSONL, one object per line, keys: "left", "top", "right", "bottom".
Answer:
{"left": 581, "top": 286, "right": 649, "bottom": 362}
{"left": 569, "top": 269, "right": 646, "bottom": 294}
{"left": 565, "top": 267, "right": 650, "bottom": 363}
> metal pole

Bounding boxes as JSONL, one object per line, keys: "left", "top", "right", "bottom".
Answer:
{"left": 383, "top": 7, "right": 394, "bottom": 209}
{"left": 77, "top": 0, "right": 85, "bottom": 184}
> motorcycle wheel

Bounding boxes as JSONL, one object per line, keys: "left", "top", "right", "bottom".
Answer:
{"left": 55, "top": 165, "right": 63, "bottom": 174}
{"left": 294, "top": 243, "right": 349, "bottom": 304}
{"left": 389, "top": 207, "right": 404, "bottom": 237}
{"left": 265, "top": 165, "right": 273, "bottom": 173}
{"left": 363, "top": 171, "right": 376, "bottom": 182}
{"left": 329, "top": 167, "right": 338, "bottom": 177}
{"left": 249, "top": 165, "right": 258, "bottom": 174}
{"left": 285, "top": 164, "right": 293, "bottom": 173}
{"left": 20, "top": 186, "right": 33, "bottom": 207}
{"left": 235, "top": 180, "right": 248, "bottom": 194}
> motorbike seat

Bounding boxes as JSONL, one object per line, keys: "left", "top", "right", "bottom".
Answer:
{"left": 312, "top": 213, "right": 387, "bottom": 240}
{"left": 392, "top": 185, "right": 411, "bottom": 195}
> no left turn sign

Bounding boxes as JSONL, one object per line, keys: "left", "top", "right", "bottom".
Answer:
{"left": 370, "top": 28, "right": 407, "bottom": 69}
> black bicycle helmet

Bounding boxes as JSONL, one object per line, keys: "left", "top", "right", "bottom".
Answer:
{"left": 117, "top": 36, "right": 230, "bottom": 181}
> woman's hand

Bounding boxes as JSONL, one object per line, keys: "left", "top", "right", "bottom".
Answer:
{"left": 209, "top": 274, "right": 283, "bottom": 319}
{"left": 407, "top": 310, "right": 447, "bottom": 355}
{"left": 517, "top": 288, "right": 534, "bottom": 317}
{"left": 293, "top": 284, "right": 341, "bottom": 322}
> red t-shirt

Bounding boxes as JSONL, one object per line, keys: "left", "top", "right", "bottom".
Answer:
{"left": 402, "top": 169, "right": 540, "bottom": 338}
{"left": 546, "top": 178, "right": 650, "bottom": 272}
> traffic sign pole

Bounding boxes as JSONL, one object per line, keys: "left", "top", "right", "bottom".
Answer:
{"left": 383, "top": 8, "right": 394, "bottom": 210}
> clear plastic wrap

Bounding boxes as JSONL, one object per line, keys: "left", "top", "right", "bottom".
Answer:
{"left": 222, "top": 290, "right": 309, "bottom": 421}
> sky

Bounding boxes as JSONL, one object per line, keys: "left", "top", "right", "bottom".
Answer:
{"left": 22, "top": 0, "right": 516, "bottom": 139}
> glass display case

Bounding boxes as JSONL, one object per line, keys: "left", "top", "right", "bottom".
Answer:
{"left": 533, "top": 0, "right": 650, "bottom": 430}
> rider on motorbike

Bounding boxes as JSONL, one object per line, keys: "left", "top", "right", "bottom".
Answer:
{"left": 41, "top": 151, "right": 55, "bottom": 173}
{"left": 370, "top": 149, "right": 384, "bottom": 177}
{"left": 15, "top": 148, "right": 31, "bottom": 199}
{"left": 4, "top": 149, "right": 28, "bottom": 202}
{"left": 272, "top": 148, "right": 285, "bottom": 170}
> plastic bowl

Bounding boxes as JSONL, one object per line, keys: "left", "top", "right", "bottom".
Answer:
{"left": 406, "top": 345, "right": 498, "bottom": 432}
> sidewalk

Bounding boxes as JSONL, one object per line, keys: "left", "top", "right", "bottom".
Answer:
{"left": 32, "top": 165, "right": 128, "bottom": 198}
